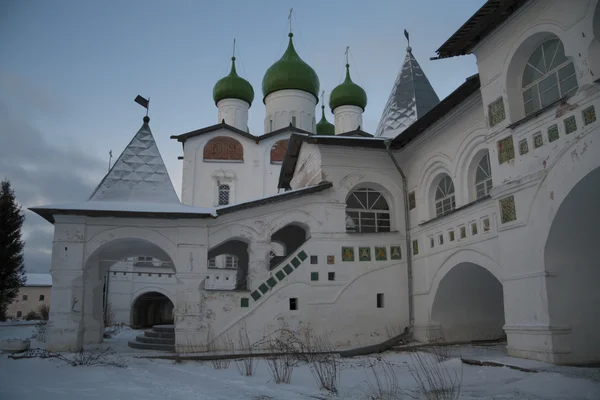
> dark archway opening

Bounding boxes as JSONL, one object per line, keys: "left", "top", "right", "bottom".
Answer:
{"left": 270, "top": 224, "right": 308, "bottom": 269}
{"left": 545, "top": 166, "right": 600, "bottom": 365}
{"left": 207, "top": 240, "right": 249, "bottom": 290}
{"left": 431, "top": 262, "right": 505, "bottom": 342}
{"left": 131, "top": 292, "right": 174, "bottom": 328}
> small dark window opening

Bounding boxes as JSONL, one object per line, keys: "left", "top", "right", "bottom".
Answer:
{"left": 310, "top": 255, "right": 318, "bottom": 264}
{"left": 289, "top": 298, "right": 298, "bottom": 310}
{"left": 22, "top": 295, "right": 28, "bottom": 301}
{"left": 17, "top": 311, "right": 22, "bottom": 318}
{"left": 158, "top": 273, "right": 162, "bottom": 277}
{"left": 138, "top": 272, "right": 142, "bottom": 276}
{"left": 113, "top": 272, "right": 117, "bottom": 276}
{"left": 377, "top": 293, "right": 384, "bottom": 308}
{"left": 328, "top": 272, "right": 335, "bottom": 281}
{"left": 408, "top": 191, "right": 416, "bottom": 210}
{"left": 39, "top": 295, "right": 45, "bottom": 301}
{"left": 123, "top": 272, "right": 126, "bottom": 276}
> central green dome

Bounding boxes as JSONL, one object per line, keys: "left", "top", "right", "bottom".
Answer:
{"left": 213, "top": 57, "right": 255, "bottom": 106}
{"left": 329, "top": 64, "right": 367, "bottom": 112}
{"left": 262, "top": 33, "right": 320, "bottom": 103}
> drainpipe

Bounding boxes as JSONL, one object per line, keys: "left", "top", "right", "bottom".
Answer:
{"left": 385, "top": 140, "right": 414, "bottom": 330}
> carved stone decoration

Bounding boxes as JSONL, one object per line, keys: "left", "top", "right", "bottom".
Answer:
{"left": 500, "top": 195, "right": 517, "bottom": 224}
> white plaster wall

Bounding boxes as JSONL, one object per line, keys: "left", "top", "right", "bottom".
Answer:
{"left": 334, "top": 105, "right": 363, "bottom": 134}
{"left": 264, "top": 89, "right": 317, "bottom": 133}
{"left": 290, "top": 143, "right": 323, "bottom": 189}
{"left": 217, "top": 98, "right": 249, "bottom": 131}
{"left": 180, "top": 128, "right": 292, "bottom": 207}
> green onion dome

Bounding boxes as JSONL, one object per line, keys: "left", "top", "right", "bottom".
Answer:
{"left": 316, "top": 105, "right": 335, "bottom": 135}
{"left": 213, "top": 56, "right": 255, "bottom": 106}
{"left": 262, "top": 33, "right": 320, "bottom": 103}
{"left": 329, "top": 64, "right": 367, "bottom": 112}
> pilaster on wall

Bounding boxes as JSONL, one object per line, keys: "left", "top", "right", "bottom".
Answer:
{"left": 247, "top": 242, "right": 271, "bottom": 291}
{"left": 46, "top": 216, "right": 87, "bottom": 352}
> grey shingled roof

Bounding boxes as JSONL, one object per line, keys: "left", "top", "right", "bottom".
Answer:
{"left": 88, "top": 117, "right": 180, "bottom": 204}
{"left": 375, "top": 47, "right": 440, "bottom": 138}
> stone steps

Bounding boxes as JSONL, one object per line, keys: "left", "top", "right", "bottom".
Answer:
{"left": 128, "top": 324, "right": 175, "bottom": 352}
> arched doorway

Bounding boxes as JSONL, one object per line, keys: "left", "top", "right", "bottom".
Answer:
{"left": 545, "top": 166, "right": 600, "bottom": 365}
{"left": 207, "top": 239, "right": 249, "bottom": 290}
{"left": 83, "top": 237, "right": 176, "bottom": 344}
{"left": 131, "top": 292, "right": 174, "bottom": 328}
{"left": 431, "top": 262, "right": 505, "bottom": 342}
{"left": 270, "top": 223, "right": 308, "bottom": 269}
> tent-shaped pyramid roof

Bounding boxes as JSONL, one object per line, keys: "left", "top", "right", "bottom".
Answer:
{"left": 88, "top": 117, "right": 180, "bottom": 203}
{"left": 375, "top": 47, "right": 440, "bottom": 138}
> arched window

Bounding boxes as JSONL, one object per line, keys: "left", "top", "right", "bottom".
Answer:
{"left": 203, "top": 136, "right": 244, "bottom": 161}
{"left": 522, "top": 39, "right": 578, "bottom": 116}
{"left": 346, "top": 188, "right": 391, "bottom": 233}
{"left": 39, "top": 294, "right": 45, "bottom": 301}
{"left": 270, "top": 140, "right": 289, "bottom": 164}
{"left": 218, "top": 184, "right": 230, "bottom": 205}
{"left": 475, "top": 152, "right": 493, "bottom": 199}
{"left": 435, "top": 175, "right": 455, "bottom": 217}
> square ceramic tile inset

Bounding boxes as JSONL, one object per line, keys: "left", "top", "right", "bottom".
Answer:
{"left": 327, "top": 255, "right": 335, "bottom": 264}
{"left": 497, "top": 136, "right": 515, "bottom": 164}
{"left": 390, "top": 246, "right": 402, "bottom": 260}
{"left": 359, "top": 247, "right": 371, "bottom": 261}
{"left": 583, "top": 106, "right": 596, "bottom": 125}
{"left": 519, "top": 139, "right": 529, "bottom": 155}
{"left": 564, "top": 115, "right": 577, "bottom": 134}
{"left": 547, "top": 124, "right": 559, "bottom": 142}
{"left": 500, "top": 195, "right": 517, "bottom": 224}
{"left": 533, "top": 132, "right": 543, "bottom": 148}
{"left": 488, "top": 98, "right": 506, "bottom": 127}
{"left": 375, "top": 246, "right": 387, "bottom": 261}
{"left": 342, "top": 247, "right": 355, "bottom": 262}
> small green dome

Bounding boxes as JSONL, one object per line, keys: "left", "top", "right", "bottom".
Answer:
{"left": 329, "top": 64, "right": 367, "bottom": 112}
{"left": 316, "top": 105, "right": 335, "bottom": 135}
{"left": 262, "top": 33, "right": 320, "bottom": 102}
{"left": 213, "top": 57, "right": 255, "bottom": 106}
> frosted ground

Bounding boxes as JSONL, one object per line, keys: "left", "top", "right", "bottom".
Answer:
{"left": 1, "top": 323, "right": 599, "bottom": 399}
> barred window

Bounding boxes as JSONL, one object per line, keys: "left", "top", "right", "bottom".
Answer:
{"left": 218, "top": 184, "right": 230, "bottom": 205}
{"left": 346, "top": 188, "right": 390, "bottom": 233}
{"left": 435, "top": 175, "right": 456, "bottom": 217}
{"left": 207, "top": 258, "right": 216, "bottom": 267}
{"left": 225, "top": 255, "right": 238, "bottom": 269}
{"left": 475, "top": 152, "right": 493, "bottom": 199}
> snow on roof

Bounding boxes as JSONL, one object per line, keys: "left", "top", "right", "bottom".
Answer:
{"left": 25, "top": 273, "right": 52, "bottom": 287}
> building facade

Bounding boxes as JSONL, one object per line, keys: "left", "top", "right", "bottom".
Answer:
{"left": 6, "top": 274, "right": 52, "bottom": 319}
{"left": 32, "top": 0, "right": 600, "bottom": 365}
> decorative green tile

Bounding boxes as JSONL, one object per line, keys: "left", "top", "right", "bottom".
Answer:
{"left": 533, "top": 132, "right": 543, "bottom": 148}
{"left": 519, "top": 139, "right": 529, "bottom": 155}
{"left": 251, "top": 291, "right": 261, "bottom": 301}
{"left": 327, "top": 255, "right": 335, "bottom": 264}
{"left": 241, "top": 298, "right": 249, "bottom": 308}
{"left": 489, "top": 98, "right": 506, "bottom": 127}
{"left": 449, "top": 231, "right": 455, "bottom": 241}
{"left": 483, "top": 218, "right": 490, "bottom": 232}
{"left": 471, "top": 222, "right": 478, "bottom": 235}
{"left": 275, "top": 270, "right": 286, "bottom": 281}
{"left": 259, "top": 283, "right": 269, "bottom": 294}
{"left": 375, "top": 246, "right": 387, "bottom": 261}
{"left": 297, "top": 251, "right": 308, "bottom": 261}
{"left": 460, "top": 226, "right": 466, "bottom": 239}
{"left": 564, "top": 115, "right": 577, "bottom": 134}
{"left": 497, "top": 136, "right": 515, "bottom": 164}
{"left": 266, "top": 277, "right": 277, "bottom": 288}
{"left": 583, "top": 106, "right": 596, "bottom": 125}
{"left": 342, "top": 247, "right": 355, "bottom": 262}
{"left": 547, "top": 124, "right": 559, "bottom": 142}
{"left": 359, "top": 247, "right": 371, "bottom": 261}
{"left": 310, "top": 272, "right": 319, "bottom": 281}
{"left": 412, "top": 240, "right": 419, "bottom": 255}
{"left": 408, "top": 191, "right": 416, "bottom": 210}
{"left": 390, "top": 246, "right": 402, "bottom": 260}
{"left": 283, "top": 264, "right": 294, "bottom": 275}
{"left": 291, "top": 257, "right": 301, "bottom": 268}
{"left": 500, "top": 195, "right": 517, "bottom": 224}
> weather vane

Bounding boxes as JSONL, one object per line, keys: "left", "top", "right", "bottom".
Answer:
{"left": 233, "top": 38, "right": 236, "bottom": 58}
{"left": 345, "top": 46, "right": 350, "bottom": 65}
{"left": 288, "top": 8, "right": 293, "bottom": 33}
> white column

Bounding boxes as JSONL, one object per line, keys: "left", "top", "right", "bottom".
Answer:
{"left": 334, "top": 105, "right": 363, "bottom": 134}
{"left": 217, "top": 98, "right": 249, "bottom": 131}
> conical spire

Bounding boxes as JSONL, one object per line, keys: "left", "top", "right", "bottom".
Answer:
{"left": 88, "top": 117, "right": 179, "bottom": 203}
{"left": 375, "top": 39, "right": 440, "bottom": 138}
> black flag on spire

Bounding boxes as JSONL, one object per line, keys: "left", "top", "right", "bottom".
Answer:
{"left": 134, "top": 95, "right": 149, "bottom": 109}
{"left": 404, "top": 29, "right": 410, "bottom": 43}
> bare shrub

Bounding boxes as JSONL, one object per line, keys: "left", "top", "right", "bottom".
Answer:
{"left": 301, "top": 328, "right": 340, "bottom": 394}
{"left": 9, "top": 347, "right": 126, "bottom": 368}
{"left": 425, "top": 327, "right": 450, "bottom": 363}
{"left": 359, "top": 356, "right": 405, "bottom": 400}
{"left": 32, "top": 321, "right": 47, "bottom": 342}
{"left": 38, "top": 304, "right": 50, "bottom": 321}
{"left": 407, "top": 350, "right": 462, "bottom": 400}
{"left": 234, "top": 324, "right": 257, "bottom": 377}
{"left": 254, "top": 329, "right": 303, "bottom": 384}
{"left": 25, "top": 310, "right": 41, "bottom": 321}
{"left": 206, "top": 326, "right": 234, "bottom": 370}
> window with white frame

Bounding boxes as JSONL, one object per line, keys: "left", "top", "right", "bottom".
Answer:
{"left": 522, "top": 39, "right": 578, "bottom": 116}
{"left": 225, "top": 255, "right": 238, "bottom": 269}
{"left": 218, "top": 184, "right": 230, "bottom": 205}
{"left": 435, "top": 174, "right": 456, "bottom": 217}
{"left": 345, "top": 188, "right": 391, "bottom": 233}
{"left": 475, "top": 152, "right": 493, "bottom": 199}
{"left": 207, "top": 258, "right": 216, "bottom": 267}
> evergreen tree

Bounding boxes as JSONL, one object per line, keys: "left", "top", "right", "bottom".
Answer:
{"left": 0, "top": 179, "right": 26, "bottom": 320}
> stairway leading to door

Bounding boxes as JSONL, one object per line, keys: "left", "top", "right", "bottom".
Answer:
{"left": 127, "top": 324, "right": 175, "bottom": 352}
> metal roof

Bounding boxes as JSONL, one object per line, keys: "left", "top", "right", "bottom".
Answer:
{"left": 171, "top": 122, "right": 311, "bottom": 144}
{"left": 435, "top": 0, "right": 531, "bottom": 59}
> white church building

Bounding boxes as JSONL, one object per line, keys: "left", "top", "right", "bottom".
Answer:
{"left": 32, "top": 0, "right": 600, "bottom": 365}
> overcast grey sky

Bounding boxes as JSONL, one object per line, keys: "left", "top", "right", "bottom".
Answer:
{"left": 0, "top": 0, "right": 483, "bottom": 273}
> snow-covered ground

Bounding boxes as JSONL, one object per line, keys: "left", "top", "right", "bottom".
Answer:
{"left": 1, "top": 324, "right": 599, "bottom": 399}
